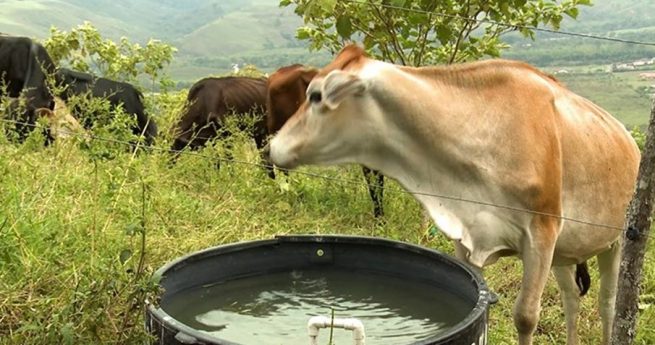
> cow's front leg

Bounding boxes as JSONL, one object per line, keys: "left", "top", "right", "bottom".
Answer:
{"left": 514, "top": 215, "right": 558, "bottom": 345}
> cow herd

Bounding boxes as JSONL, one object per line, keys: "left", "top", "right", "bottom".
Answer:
{"left": 0, "top": 36, "right": 158, "bottom": 144}
{"left": 0, "top": 35, "right": 386, "bottom": 217}
{"left": 1, "top": 34, "right": 643, "bottom": 345}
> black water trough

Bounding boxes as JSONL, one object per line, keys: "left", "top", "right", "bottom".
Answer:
{"left": 145, "top": 235, "right": 494, "bottom": 345}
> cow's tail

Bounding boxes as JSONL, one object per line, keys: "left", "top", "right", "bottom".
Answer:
{"left": 575, "top": 262, "right": 591, "bottom": 297}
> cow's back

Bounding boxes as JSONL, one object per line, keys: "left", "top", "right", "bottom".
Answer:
{"left": 0, "top": 37, "right": 30, "bottom": 95}
{"left": 172, "top": 76, "right": 268, "bottom": 151}
{"left": 190, "top": 76, "right": 267, "bottom": 115}
{"left": 0, "top": 36, "right": 55, "bottom": 100}
{"left": 373, "top": 60, "right": 639, "bottom": 263}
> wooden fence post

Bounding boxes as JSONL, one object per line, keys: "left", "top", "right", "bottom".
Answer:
{"left": 611, "top": 100, "right": 655, "bottom": 345}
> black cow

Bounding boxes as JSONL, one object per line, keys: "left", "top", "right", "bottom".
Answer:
{"left": 0, "top": 36, "right": 56, "bottom": 139}
{"left": 55, "top": 68, "right": 158, "bottom": 145}
{"left": 171, "top": 76, "right": 268, "bottom": 169}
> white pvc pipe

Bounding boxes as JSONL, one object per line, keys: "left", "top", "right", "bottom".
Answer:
{"left": 307, "top": 316, "right": 366, "bottom": 345}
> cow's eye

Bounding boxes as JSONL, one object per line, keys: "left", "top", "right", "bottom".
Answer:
{"left": 309, "top": 91, "right": 322, "bottom": 103}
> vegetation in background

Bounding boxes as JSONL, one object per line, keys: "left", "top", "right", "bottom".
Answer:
{"left": 555, "top": 72, "right": 654, "bottom": 128}
{"left": 282, "top": 0, "right": 591, "bottom": 65}
{"left": 1, "top": 7, "right": 655, "bottom": 344}
{"left": 44, "top": 22, "right": 176, "bottom": 91}
{"left": 2, "top": 0, "right": 655, "bottom": 77}
{"left": 0, "top": 97, "right": 654, "bottom": 344}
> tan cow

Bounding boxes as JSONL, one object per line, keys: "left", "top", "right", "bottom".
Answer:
{"left": 36, "top": 97, "right": 85, "bottom": 141}
{"left": 268, "top": 44, "right": 640, "bottom": 345}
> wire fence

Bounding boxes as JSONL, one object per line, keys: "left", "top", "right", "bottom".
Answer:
{"left": 341, "top": 0, "right": 655, "bottom": 47}
{"left": 0, "top": 117, "right": 631, "bottom": 233}
{"left": 3, "top": 8, "right": 653, "bottom": 236}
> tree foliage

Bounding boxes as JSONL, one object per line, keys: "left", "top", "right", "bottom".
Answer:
{"left": 281, "top": 0, "right": 592, "bottom": 66}
{"left": 43, "top": 22, "right": 176, "bottom": 89}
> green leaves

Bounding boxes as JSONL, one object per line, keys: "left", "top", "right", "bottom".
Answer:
{"left": 436, "top": 25, "right": 452, "bottom": 46}
{"left": 44, "top": 22, "right": 175, "bottom": 89}
{"left": 336, "top": 15, "right": 353, "bottom": 39}
{"left": 281, "top": 0, "right": 591, "bottom": 66}
{"left": 564, "top": 7, "right": 579, "bottom": 19}
{"left": 119, "top": 249, "right": 133, "bottom": 265}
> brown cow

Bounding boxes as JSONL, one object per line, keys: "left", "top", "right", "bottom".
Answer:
{"left": 266, "top": 64, "right": 384, "bottom": 217}
{"left": 171, "top": 76, "right": 269, "bottom": 169}
{"left": 269, "top": 44, "right": 640, "bottom": 345}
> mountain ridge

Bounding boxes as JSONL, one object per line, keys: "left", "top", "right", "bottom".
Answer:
{"left": 1, "top": 0, "right": 654, "bottom": 79}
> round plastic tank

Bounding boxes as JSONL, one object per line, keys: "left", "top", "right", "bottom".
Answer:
{"left": 145, "top": 235, "right": 494, "bottom": 345}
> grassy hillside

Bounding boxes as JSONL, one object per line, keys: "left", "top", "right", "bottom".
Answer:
{"left": 0, "top": 0, "right": 248, "bottom": 42}
{"left": 3, "top": 0, "right": 655, "bottom": 78}
{"left": 0, "top": 0, "right": 148, "bottom": 40}
{"left": 504, "top": 0, "right": 655, "bottom": 66}
{"left": 172, "top": 0, "right": 301, "bottom": 57}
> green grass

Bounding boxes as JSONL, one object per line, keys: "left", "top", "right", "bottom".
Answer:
{"left": 0, "top": 91, "right": 654, "bottom": 345}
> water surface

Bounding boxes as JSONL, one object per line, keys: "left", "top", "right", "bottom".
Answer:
{"left": 164, "top": 268, "right": 472, "bottom": 345}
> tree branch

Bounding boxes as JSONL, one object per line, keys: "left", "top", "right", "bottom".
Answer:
{"left": 368, "top": 0, "right": 407, "bottom": 64}
{"left": 350, "top": 21, "right": 394, "bottom": 61}
{"left": 448, "top": 0, "right": 473, "bottom": 65}
{"left": 414, "top": 3, "right": 437, "bottom": 66}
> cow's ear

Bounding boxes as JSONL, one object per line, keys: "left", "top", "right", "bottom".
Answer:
{"left": 35, "top": 108, "right": 54, "bottom": 119}
{"left": 300, "top": 68, "right": 318, "bottom": 86}
{"left": 320, "top": 70, "right": 366, "bottom": 110}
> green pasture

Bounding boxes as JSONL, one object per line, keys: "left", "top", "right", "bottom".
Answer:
{"left": 555, "top": 70, "right": 654, "bottom": 127}
{"left": 0, "top": 89, "right": 654, "bottom": 345}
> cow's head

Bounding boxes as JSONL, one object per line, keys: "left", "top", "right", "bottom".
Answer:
{"left": 266, "top": 64, "right": 318, "bottom": 134}
{"left": 170, "top": 113, "right": 220, "bottom": 152}
{"left": 268, "top": 45, "right": 380, "bottom": 169}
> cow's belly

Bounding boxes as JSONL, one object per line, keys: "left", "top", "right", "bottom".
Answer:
{"left": 551, "top": 221, "right": 622, "bottom": 265}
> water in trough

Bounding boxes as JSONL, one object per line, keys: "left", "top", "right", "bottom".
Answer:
{"left": 163, "top": 267, "right": 471, "bottom": 345}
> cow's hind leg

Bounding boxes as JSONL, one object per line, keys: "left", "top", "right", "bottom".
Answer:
{"left": 514, "top": 215, "right": 559, "bottom": 345}
{"left": 553, "top": 265, "right": 581, "bottom": 345}
{"left": 253, "top": 127, "right": 275, "bottom": 179}
{"left": 597, "top": 240, "right": 621, "bottom": 345}
{"left": 362, "top": 166, "right": 384, "bottom": 218}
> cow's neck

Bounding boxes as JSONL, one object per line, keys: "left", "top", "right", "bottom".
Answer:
{"left": 354, "top": 69, "right": 524, "bottom": 266}
{"left": 360, "top": 128, "right": 477, "bottom": 240}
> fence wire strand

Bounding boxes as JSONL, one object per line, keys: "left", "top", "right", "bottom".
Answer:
{"left": 0, "top": 117, "right": 630, "bottom": 232}
{"left": 3, "top": 13, "right": 652, "bottom": 234}
{"left": 341, "top": 0, "right": 655, "bottom": 47}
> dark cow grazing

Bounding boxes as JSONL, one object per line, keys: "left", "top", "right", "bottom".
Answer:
{"left": 55, "top": 68, "right": 158, "bottom": 146}
{"left": 171, "top": 76, "right": 268, "bottom": 169}
{"left": 0, "top": 36, "right": 56, "bottom": 139}
{"left": 266, "top": 64, "right": 385, "bottom": 218}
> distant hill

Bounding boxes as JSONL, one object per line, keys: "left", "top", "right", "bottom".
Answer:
{"left": 0, "top": 0, "right": 321, "bottom": 79}
{"left": 1, "top": 0, "right": 655, "bottom": 80}
{"left": 503, "top": 0, "right": 655, "bottom": 66}
{"left": 0, "top": 0, "right": 257, "bottom": 43}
